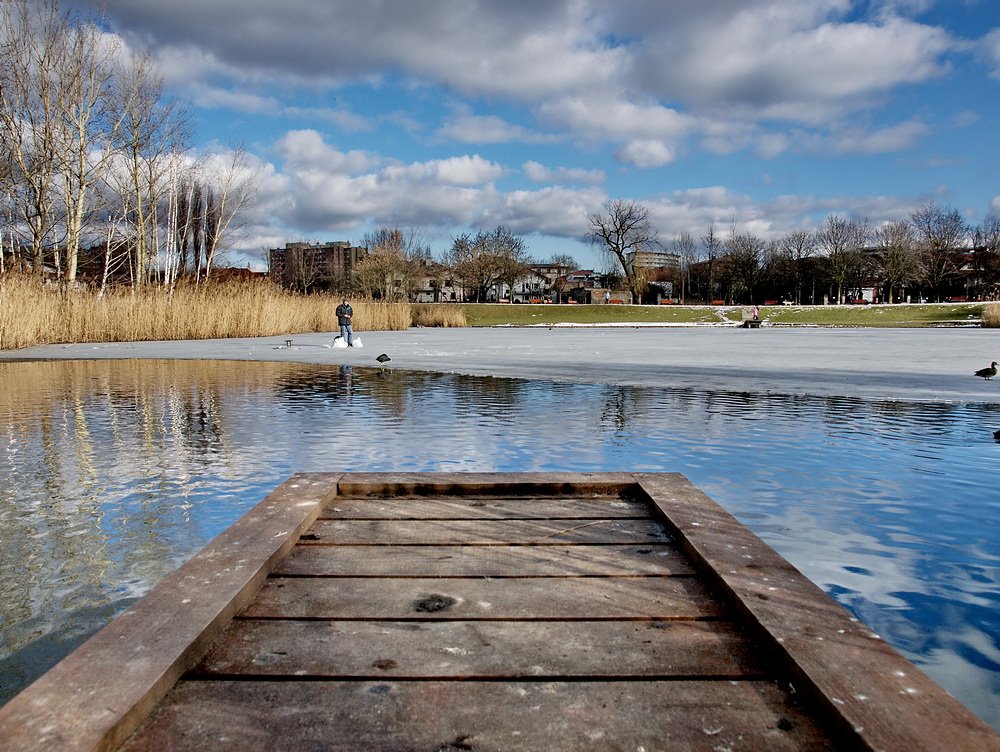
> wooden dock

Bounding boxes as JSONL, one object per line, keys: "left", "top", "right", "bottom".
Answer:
{"left": 1, "top": 472, "right": 997, "bottom": 751}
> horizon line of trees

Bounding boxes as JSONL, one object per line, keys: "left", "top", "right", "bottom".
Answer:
{"left": 589, "top": 199, "right": 1000, "bottom": 305}
{"left": 0, "top": 0, "right": 257, "bottom": 290}
{"left": 281, "top": 199, "right": 1000, "bottom": 306}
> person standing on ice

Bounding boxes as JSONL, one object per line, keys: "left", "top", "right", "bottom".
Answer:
{"left": 336, "top": 299, "right": 354, "bottom": 346}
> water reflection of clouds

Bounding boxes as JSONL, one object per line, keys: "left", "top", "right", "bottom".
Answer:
{"left": 0, "top": 359, "right": 997, "bottom": 730}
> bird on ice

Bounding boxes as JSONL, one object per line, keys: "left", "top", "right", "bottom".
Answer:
{"left": 974, "top": 361, "right": 998, "bottom": 380}
{"left": 376, "top": 353, "right": 391, "bottom": 370}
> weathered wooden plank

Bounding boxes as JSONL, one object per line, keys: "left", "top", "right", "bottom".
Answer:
{"left": 305, "top": 517, "right": 671, "bottom": 545}
{"left": 193, "top": 619, "right": 762, "bottom": 678}
{"left": 322, "top": 495, "right": 649, "bottom": 519}
{"left": 336, "top": 471, "right": 638, "bottom": 498}
{"left": 0, "top": 473, "right": 340, "bottom": 752}
{"left": 275, "top": 543, "right": 693, "bottom": 577}
{"left": 637, "top": 473, "right": 1000, "bottom": 752}
{"left": 121, "top": 679, "right": 836, "bottom": 752}
{"left": 243, "top": 574, "right": 722, "bottom": 620}
{"left": 6, "top": 471, "right": 996, "bottom": 752}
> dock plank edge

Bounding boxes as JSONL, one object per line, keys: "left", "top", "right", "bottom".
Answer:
{"left": 0, "top": 472, "right": 340, "bottom": 752}
{"left": 634, "top": 473, "right": 999, "bottom": 752}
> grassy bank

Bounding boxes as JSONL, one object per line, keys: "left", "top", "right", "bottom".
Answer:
{"left": 462, "top": 302, "right": 991, "bottom": 328}
{"left": 0, "top": 276, "right": 420, "bottom": 350}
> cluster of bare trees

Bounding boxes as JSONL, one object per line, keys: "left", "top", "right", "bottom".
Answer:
{"left": 442, "top": 226, "right": 531, "bottom": 303}
{"left": 590, "top": 198, "right": 1000, "bottom": 304}
{"left": 351, "top": 227, "right": 433, "bottom": 300}
{"left": 0, "top": 0, "right": 256, "bottom": 289}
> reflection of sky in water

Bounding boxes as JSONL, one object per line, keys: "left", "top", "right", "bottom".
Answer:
{"left": 0, "top": 359, "right": 997, "bottom": 729}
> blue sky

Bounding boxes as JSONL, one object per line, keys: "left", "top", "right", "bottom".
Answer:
{"left": 77, "top": 0, "right": 1000, "bottom": 270}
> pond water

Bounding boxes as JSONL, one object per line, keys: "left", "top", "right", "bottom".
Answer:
{"left": 0, "top": 358, "right": 998, "bottom": 730}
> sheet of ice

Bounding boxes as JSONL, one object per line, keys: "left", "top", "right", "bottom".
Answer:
{"left": 4, "top": 325, "right": 1000, "bottom": 403}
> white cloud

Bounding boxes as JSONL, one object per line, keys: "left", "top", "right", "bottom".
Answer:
{"left": 522, "top": 161, "right": 605, "bottom": 185}
{"left": 381, "top": 155, "right": 505, "bottom": 187}
{"left": 283, "top": 106, "right": 371, "bottom": 132}
{"left": 438, "top": 113, "right": 553, "bottom": 145}
{"left": 981, "top": 28, "right": 1000, "bottom": 78}
{"left": 539, "top": 97, "right": 693, "bottom": 143}
{"left": 493, "top": 187, "right": 607, "bottom": 238}
{"left": 615, "top": 140, "right": 675, "bottom": 168}
{"left": 636, "top": 5, "right": 953, "bottom": 123}
{"left": 275, "top": 130, "right": 378, "bottom": 174}
{"left": 187, "top": 83, "right": 280, "bottom": 114}
{"left": 830, "top": 119, "right": 929, "bottom": 154}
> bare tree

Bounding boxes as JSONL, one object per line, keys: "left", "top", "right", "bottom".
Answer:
{"left": 194, "top": 146, "right": 258, "bottom": 281}
{"left": 0, "top": 0, "right": 65, "bottom": 276}
{"left": 874, "top": 221, "right": 920, "bottom": 303}
{"left": 110, "top": 49, "right": 190, "bottom": 287}
{"left": 285, "top": 244, "right": 325, "bottom": 294}
{"left": 443, "top": 226, "right": 527, "bottom": 302}
{"left": 701, "top": 223, "right": 722, "bottom": 302}
{"left": 547, "top": 253, "right": 577, "bottom": 270}
{"left": 444, "top": 232, "right": 487, "bottom": 302}
{"left": 722, "top": 229, "right": 766, "bottom": 304}
{"left": 485, "top": 226, "right": 529, "bottom": 302}
{"left": 353, "top": 227, "right": 428, "bottom": 299}
{"left": 587, "top": 199, "right": 659, "bottom": 302}
{"left": 910, "top": 202, "right": 968, "bottom": 301}
{"left": 777, "top": 230, "right": 815, "bottom": 304}
{"left": 816, "top": 215, "right": 869, "bottom": 304}
{"left": 671, "top": 232, "right": 697, "bottom": 303}
{"left": 971, "top": 217, "right": 1000, "bottom": 299}
{"left": 53, "top": 9, "right": 124, "bottom": 283}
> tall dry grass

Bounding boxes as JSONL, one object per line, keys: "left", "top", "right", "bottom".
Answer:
{"left": 410, "top": 303, "right": 467, "bottom": 327}
{"left": 0, "top": 275, "right": 421, "bottom": 350}
{"left": 983, "top": 303, "right": 1000, "bottom": 328}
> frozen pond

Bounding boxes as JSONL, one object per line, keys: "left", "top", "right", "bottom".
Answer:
{"left": 0, "top": 358, "right": 998, "bottom": 730}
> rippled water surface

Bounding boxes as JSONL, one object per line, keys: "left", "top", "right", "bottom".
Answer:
{"left": 1, "top": 359, "right": 998, "bottom": 729}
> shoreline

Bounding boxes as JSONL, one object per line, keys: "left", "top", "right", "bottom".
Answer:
{"left": 3, "top": 326, "right": 1000, "bottom": 403}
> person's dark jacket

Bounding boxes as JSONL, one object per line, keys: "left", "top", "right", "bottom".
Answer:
{"left": 336, "top": 303, "right": 353, "bottom": 326}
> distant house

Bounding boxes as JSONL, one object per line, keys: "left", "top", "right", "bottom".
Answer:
{"left": 508, "top": 268, "right": 553, "bottom": 302}
{"left": 268, "top": 241, "right": 364, "bottom": 291}
{"left": 529, "top": 262, "right": 573, "bottom": 288}
{"left": 410, "top": 257, "right": 461, "bottom": 302}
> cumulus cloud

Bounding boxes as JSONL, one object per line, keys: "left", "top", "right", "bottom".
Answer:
{"left": 615, "top": 140, "right": 675, "bottom": 168}
{"left": 522, "top": 161, "right": 605, "bottom": 185}
{"left": 981, "top": 28, "right": 1000, "bottom": 78}
{"left": 642, "top": 14, "right": 951, "bottom": 125}
{"left": 438, "top": 113, "right": 554, "bottom": 145}
{"left": 275, "top": 130, "right": 378, "bottom": 174}
{"left": 830, "top": 119, "right": 930, "bottom": 154}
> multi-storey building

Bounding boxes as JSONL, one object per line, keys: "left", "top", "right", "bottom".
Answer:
{"left": 268, "top": 241, "right": 365, "bottom": 291}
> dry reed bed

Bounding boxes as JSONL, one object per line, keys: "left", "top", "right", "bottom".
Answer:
{"left": 0, "top": 277, "right": 465, "bottom": 350}
{"left": 983, "top": 303, "right": 1000, "bottom": 328}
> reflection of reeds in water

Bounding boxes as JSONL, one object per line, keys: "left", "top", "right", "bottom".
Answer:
{"left": 0, "top": 276, "right": 455, "bottom": 349}
{"left": 0, "top": 359, "right": 287, "bottom": 417}
{"left": 983, "top": 303, "right": 1000, "bottom": 328}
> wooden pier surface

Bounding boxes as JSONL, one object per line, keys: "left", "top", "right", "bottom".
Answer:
{"left": 0, "top": 472, "right": 997, "bottom": 751}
